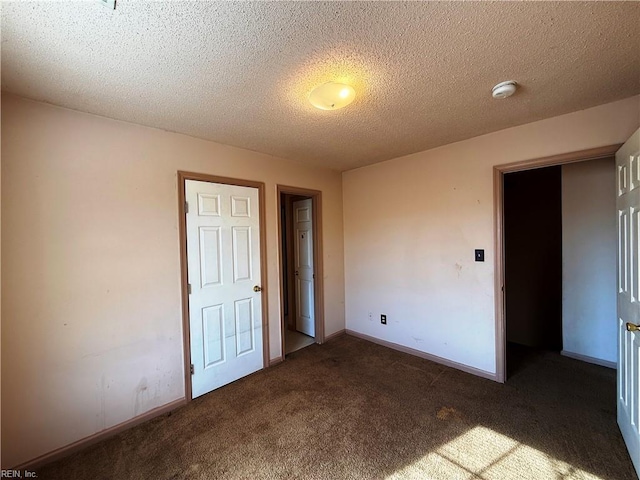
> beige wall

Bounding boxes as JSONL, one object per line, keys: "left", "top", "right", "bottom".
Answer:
{"left": 0, "top": 94, "right": 345, "bottom": 468}
{"left": 562, "top": 158, "right": 617, "bottom": 364}
{"left": 343, "top": 95, "right": 639, "bottom": 376}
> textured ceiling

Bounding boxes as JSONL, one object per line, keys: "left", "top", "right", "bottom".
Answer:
{"left": 2, "top": 1, "right": 639, "bottom": 171}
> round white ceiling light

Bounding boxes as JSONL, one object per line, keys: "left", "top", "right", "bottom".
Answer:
{"left": 309, "top": 82, "right": 356, "bottom": 110}
{"left": 492, "top": 81, "right": 518, "bottom": 99}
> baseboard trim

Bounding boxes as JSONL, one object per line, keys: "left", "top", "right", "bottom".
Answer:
{"left": 322, "top": 329, "right": 346, "bottom": 343}
{"left": 269, "top": 356, "right": 284, "bottom": 366}
{"left": 14, "top": 397, "right": 187, "bottom": 471}
{"left": 345, "top": 330, "right": 498, "bottom": 382}
{"left": 561, "top": 350, "right": 616, "bottom": 369}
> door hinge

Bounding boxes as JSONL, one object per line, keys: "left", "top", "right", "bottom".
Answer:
{"left": 185, "top": 201, "right": 189, "bottom": 214}
{"left": 190, "top": 364, "right": 194, "bottom": 375}
{"left": 187, "top": 284, "right": 192, "bottom": 294}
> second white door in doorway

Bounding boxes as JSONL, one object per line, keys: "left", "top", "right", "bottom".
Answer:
{"left": 293, "top": 198, "right": 315, "bottom": 337}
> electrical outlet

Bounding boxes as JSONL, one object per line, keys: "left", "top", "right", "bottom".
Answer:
{"left": 97, "top": 0, "right": 116, "bottom": 9}
{"left": 381, "top": 314, "right": 387, "bottom": 325}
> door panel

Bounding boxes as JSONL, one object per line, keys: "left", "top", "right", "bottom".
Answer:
{"left": 232, "top": 226, "right": 252, "bottom": 282}
{"left": 198, "top": 193, "right": 221, "bottom": 215}
{"left": 235, "top": 297, "right": 255, "bottom": 355}
{"left": 633, "top": 208, "right": 640, "bottom": 303}
{"left": 293, "top": 198, "right": 315, "bottom": 337}
{"left": 203, "top": 304, "right": 224, "bottom": 366}
{"left": 633, "top": 333, "right": 639, "bottom": 431}
{"left": 617, "top": 129, "right": 640, "bottom": 476}
{"left": 199, "top": 227, "right": 222, "bottom": 287}
{"left": 186, "top": 180, "right": 263, "bottom": 399}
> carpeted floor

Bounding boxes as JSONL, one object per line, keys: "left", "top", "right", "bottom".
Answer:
{"left": 37, "top": 335, "right": 636, "bottom": 479}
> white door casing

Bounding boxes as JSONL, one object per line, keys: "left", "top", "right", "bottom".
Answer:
{"left": 185, "top": 180, "right": 264, "bottom": 399}
{"left": 293, "top": 198, "right": 315, "bottom": 337}
{"left": 617, "top": 129, "right": 640, "bottom": 476}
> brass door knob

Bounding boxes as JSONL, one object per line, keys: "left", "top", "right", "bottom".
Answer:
{"left": 626, "top": 322, "right": 640, "bottom": 332}
{"left": 253, "top": 285, "right": 263, "bottom": 293}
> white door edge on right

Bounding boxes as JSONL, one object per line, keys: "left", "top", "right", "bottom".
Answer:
{"left": 616, "top": 128, "right": 640, "bottom": 476}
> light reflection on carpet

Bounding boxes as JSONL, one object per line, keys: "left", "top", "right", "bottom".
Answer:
{"left": 387, "top": 425, "right": 602, "bottom": 480}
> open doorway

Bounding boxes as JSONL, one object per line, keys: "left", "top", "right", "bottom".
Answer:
{"left": 494, "top": 145, "right": 621, "bottom": 382}
{"left": 503, "top": 166, "right": 563, "bottom": 377}
{"left": 277, "top": 186, "right": 325, "bottom": 357}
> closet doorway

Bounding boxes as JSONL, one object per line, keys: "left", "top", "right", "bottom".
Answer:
{"left": 277, "top": 186, "right": 325, "bottom": 356}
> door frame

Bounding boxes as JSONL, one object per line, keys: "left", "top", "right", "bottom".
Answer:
{"left": 276, "top": 185, "right": 325, "bottom": 358}
{"left": 493, "top": 144, "right": 621, "bottom": 383}
{"left": 177, "top": 171, "right": 269, "bottom": 401}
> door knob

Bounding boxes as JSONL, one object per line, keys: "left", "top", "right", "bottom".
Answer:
{"left": 253, "top": 285, "right": 263, "bottom": 293}
{"left": 626, "top": 323, "right": 640, "bottom": 332}
{"left": 295, "top": 271, "right": 299, "bottom": 276}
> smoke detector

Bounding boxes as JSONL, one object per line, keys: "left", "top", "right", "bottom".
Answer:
{"left": 492, "top": 81, "right": 517, "bottom": 99}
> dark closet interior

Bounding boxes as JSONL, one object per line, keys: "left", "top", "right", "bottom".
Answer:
{"left": 504, "top": 166, "right": 563, "bottom": 374}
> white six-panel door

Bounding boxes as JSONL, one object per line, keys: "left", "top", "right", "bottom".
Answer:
{"left": 617, "top": 129, "right": 640, "bottom": 476}
{"left": 293, "top": 198, "right": 315, "bottom": 337}
{"left": 185, "top": 180, "right": 263, "bottom": 398}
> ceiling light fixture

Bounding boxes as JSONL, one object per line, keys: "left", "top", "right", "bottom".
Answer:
{"left": 309, "top": 82, "right": 356, "bottom": 110}
{"left": 492, "top": 81, "right": 517, "bottom": 99}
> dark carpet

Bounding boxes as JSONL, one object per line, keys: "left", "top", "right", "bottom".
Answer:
{"left": 36, "top": 335, "right": 636, "bottom": 479}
